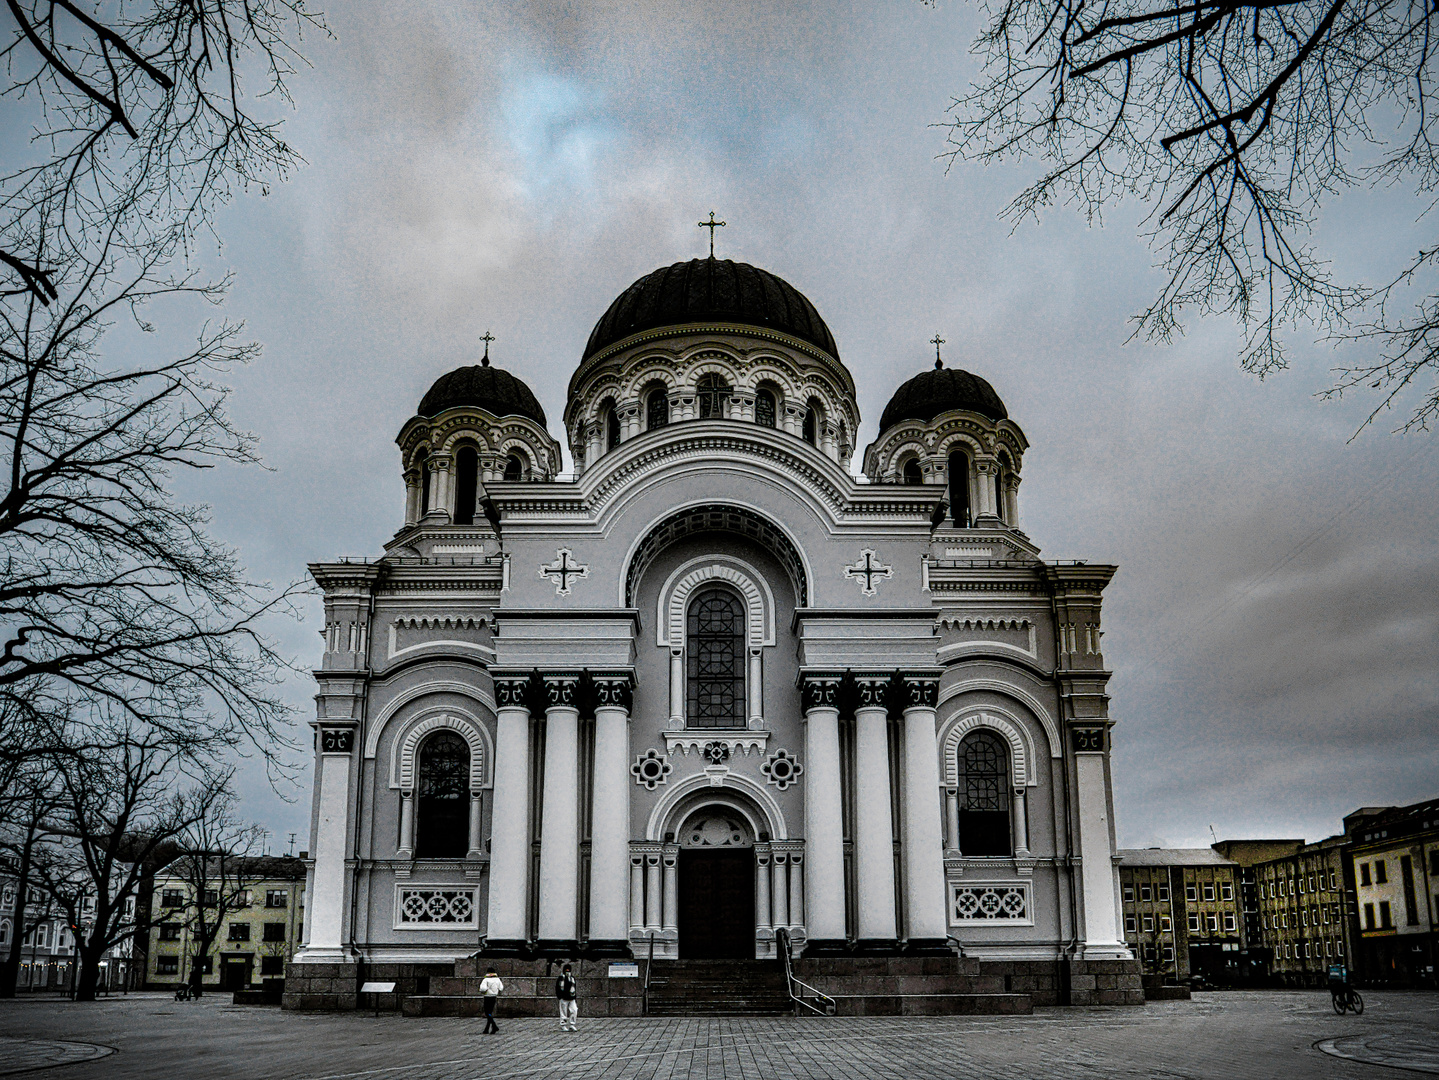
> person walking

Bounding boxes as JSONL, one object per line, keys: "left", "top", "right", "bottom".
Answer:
{"left": 479, "top": 968, "right": 503, "bottom": 1034}
{"left": 555, "top": 962, "right": 578, "bottom": 1032}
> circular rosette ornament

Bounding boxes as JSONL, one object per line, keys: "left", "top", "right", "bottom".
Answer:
{"left": 760, "top": 748, "right": 803, "bottom": 790}
{"left": 630, "top": 749, "right": 672, "bottom": 791}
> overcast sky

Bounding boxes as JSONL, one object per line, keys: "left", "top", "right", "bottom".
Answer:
{"left": 167, "top": 0, "right": 1437, "bottom": 854}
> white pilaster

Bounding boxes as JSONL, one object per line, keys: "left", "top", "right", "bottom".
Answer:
{"left": 538, "top": 676, "right": 580, "bottom": 944}
{"left": 901, "top": 678, "right": 949, "bottom": 944}
{"left": 854, "top": 681, "right": 898, "bottom": 942}
{"left": 629, "top": 855, "right": 645, "bottom": 934}
{"left": 645, "top": 854, "right": 662, "bottom": 932}
{"left": 1012, "top": 787, "right": 1030, "bottom": 856}
{"left": 755, "top": 847, "right": 772, "bottom": 933}
{"left": 297, "top": 725, "right": 355, "bottom": 962}
{"left": 397, "top": 790, "right": 415, "bottom": 860}
{"left": 1074, "top": 727, "right": 1129, "bottom": 958}
{"left": 801, "top": 676, "right": 846, "bottom": 944}
{"left": 467, "top": 792, "right": 484, "bottom": 859}
{"left": 771, "top": 854, "right": 790, "bottom": 928}
{"left": 588, "top": 678, "right": 633, "bottom": 945}
{"left": 669, "top": 649, "right": 684, "bottom": 727}
{"left": 662, "top": 848, "right": 679, "bottom": 933}
{"left": 486, "top": 679, "right": 532, "bottom": 945}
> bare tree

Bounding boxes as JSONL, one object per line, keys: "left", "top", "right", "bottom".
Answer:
{"left": 0, "top": 772, "right": 59, "bottom": 997}
{"left": 940, "top": 0, "right": 1439, "bottom": 431}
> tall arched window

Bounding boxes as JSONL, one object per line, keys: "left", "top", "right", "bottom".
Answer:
{"left": 416, "top": 731, "right": 469, "bottom": 859}
{"left": 948, "top": 449, "right": 972, "bottom": 528}
{"left": 957, "top": 731, "right": 1010, "bottom": 856}
{"left": 697, "top": 374, "right": 728, "bottom": 419}
{"left": 686, "top": 589, "right": 745, "bottom": 729}
{"left": 902, "top": 458, "right": 922, "bottom": 485}
{"left": 646, "top": 385, "right": 669, "bottom": 430}
{"left": 605, "top": 403, "right": 621, "bottom": 450}
{"left": 755, "top": 388, "right": 777, "bottom": 428}
{"left": 417, "top": 452, "right": 431, "bottom": 515}
{"left": 802, "top": 406, "right": 817, "bottom": 445}
{"left": 503, "top": 453, "right": 523, "bottom": 482}
{"left": 453, "top": 445, "right": 478, "bottom": 525}
{"left": 995, "top": 457, "right": 1011, "bottom": 523}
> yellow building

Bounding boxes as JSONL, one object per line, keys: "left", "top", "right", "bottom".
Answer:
{"left": 146, "top": 856, "right": 306, "bottom": 992}
{"left": 1117, "top": 849, "right": 1243, "bottom": 984}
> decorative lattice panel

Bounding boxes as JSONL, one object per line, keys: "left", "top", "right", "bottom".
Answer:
{"left": 396, "top": 887, "right": 478, "bottom": 928}
{"left": 949, "top": 883, "right": 1031, "bottom": 925}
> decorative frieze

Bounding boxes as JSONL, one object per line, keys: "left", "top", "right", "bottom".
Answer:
{"left": 395, "top": 886, "right": 479, "bottom": 929}
{"left": 949, "top": 882, "right": 1032, "bottom": 926}
{"left": 664, "top": 731, "right": 768, "bottom": 756}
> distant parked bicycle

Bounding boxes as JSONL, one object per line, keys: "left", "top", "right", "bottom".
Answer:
{"left": 174, "top": 983, "right": 194, "bottom": 1001}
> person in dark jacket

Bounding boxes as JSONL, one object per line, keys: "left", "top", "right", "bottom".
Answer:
{"left": 555, "top": 962, "right": 578, "bottom": 1031}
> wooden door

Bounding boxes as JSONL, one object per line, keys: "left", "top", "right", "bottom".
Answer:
{"left": 678, "top": 849, "right": 755, "bottom": 958}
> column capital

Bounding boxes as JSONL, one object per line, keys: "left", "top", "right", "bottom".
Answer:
{"left": 492, "top": 673, "right": 533, "bottom": 710}
{"left": 901, "top": 673, "right": 941, "bottom": 709}
{"left": 592, "top": 672, "right": 634, "bottom": 712}
{"left": 317, "top": 724, "right": 357, "bottom": 755}
{"left": 542, "top": 673, "right": 582, "bottom": 709}
{"left": 852, "top": 673, "right": 894, "bottom": 710}
{"left": 1069, "top": 725, "right": 1109, "bottom": 754}
{"left": 800, "top": 674, "right": 843, "bottom": 712}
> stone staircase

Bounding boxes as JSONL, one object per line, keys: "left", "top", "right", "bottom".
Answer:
{"left": 645, "top": 959, "right": 791, "bottom": 1016}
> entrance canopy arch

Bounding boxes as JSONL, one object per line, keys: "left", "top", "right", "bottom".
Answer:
{"left": 647, "top": 771, "right": 789, "bottom": 842}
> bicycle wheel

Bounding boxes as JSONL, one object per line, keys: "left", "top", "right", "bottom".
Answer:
{"left": 1332, "top": 993, "right": 1346, "bottom": 1014}
{"left": 1350, "top": 991, "right": 1364, "bottom": 1015}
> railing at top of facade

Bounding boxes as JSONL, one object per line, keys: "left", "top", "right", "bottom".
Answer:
{"left": 776, "top": 928, "right": 835, "bottom": 1017}
{"left": 642, "top": 930, "right": 656, "bottom": 1017}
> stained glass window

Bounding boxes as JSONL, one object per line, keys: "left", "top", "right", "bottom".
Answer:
{"left": 606, "top": 405, "right": 621, "bottom": 450}
{"left": 755, "top": 389, "right": 777, "bottom": 428}
{"left": 957, "top": 731, "right": 1010, "bottom": 856}
{"left": 949, "top": 450, "right": 972, "bottom": 527}
{"left": 646, "top": 386, "right": 669, "bottom": 430}
{"left": 697, "top": 375, "right": 728, "bottom": 419}
{"left": 416, "top": 731, "right": 469, "bottom": 858}
{"left": 686, "top": 589, "right": 745, "bottom": 729}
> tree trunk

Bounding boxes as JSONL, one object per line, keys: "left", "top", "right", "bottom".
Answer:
{"left": 0, "top": 837, "right": 35, "bottom": 998}
{"left": 73, "top": 944, "right": 103, "bottom": 1002}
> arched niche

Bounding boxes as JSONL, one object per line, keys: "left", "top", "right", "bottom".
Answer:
{"left": 647, "top": 771, "right": 789, "bottom": 841}
{"left": 387, "top": 708, "right": 492, "bottom": 792}
{"left": 656, "top": 556, "right": 776, "bottom": 650}
{"left": 938, "top": 708, "right": 1036, "bottom": 788}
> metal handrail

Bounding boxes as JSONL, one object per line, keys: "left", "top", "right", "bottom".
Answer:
{"left": 642, "top": 930, "right": 656, "bottom": 1016}
{"left": 776, "top": 928, "right": 835, "bottom": 1016}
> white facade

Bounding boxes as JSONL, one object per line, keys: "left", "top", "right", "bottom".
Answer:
{"left": 295, "top": 257, "right": 1131, "bottom": 965}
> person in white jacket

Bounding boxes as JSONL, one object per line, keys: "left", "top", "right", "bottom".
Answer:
{"left": 479, "top": 969, "right": 503, "bottom": 1034}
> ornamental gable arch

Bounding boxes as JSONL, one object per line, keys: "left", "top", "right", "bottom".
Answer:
{"left": 657, "top": 555, "right": 776, "bottom": 651}
{"left": 938, "top": 707, "right": 1038, "bottom": 788}
{"left": 389, "top": 708, "right": 492, "bottom": 792}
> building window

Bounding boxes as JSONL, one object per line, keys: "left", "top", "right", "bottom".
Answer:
{"left": 503, "top": 453, "right": 522, "bottom": 482}
{"left": 452, "top": 445, "right": 478, "bottom": 525}
{"left": 197, "top": 956, "right": 213, "bottom": 975}
{"left": 161, "top": 889, "right": 184, "bottom": 909}
{"left": 1188, "top": 914, "right": 1200, "bottom": 932}
{"left": 1221, "top": 883, "right": 1233, "bottom": 901}
{"left": 956, "top": 730, "right": 1011, "bottom": 857}
{"left": 686, "top": 589, "right": 746, "bottom": 729}
{"left": 228, "top": 923, "right": 250, "bottom": 942}
{"left": 158, "top": 924, "right": 181, "bottom": 942}
{"left": 1142, "top": 915, "right": 1154, "bottom": 932}
{"left": 1363, "top": 902, "right": 1375, "bottom": 930}
{"left": 1186, "top": 885, "right": 1197, "bottom": 902}
{"left": 415, "top": 731, "right": 470, "bottom": 858}
{"left": 1330, "top": 870, "right": 1339, "bottom": 890}
{"left": 1160, "top": 916, "right": 1171, "bottom": 932}
{"left": 418, "top": 451, "right": 430, "bottom": 514}
{"left": 994, "top": 462, "right": 1008, "bottom": 523}
{"left": 260, "top": 956, "right": 285, "bottom": 976}
{"left": 902, "top": 458, "right": 922, "bottom": 485}
{"left": 697, "top": 375, "right": 729, "bottom": 419}
{"left": 1162, "top": 946, "right": 1174, "bottom": 962}
{"left": 265, "top": 891, "right": 287, "bottom": 909}
{"left": 156, "top": 956, "right": 179, "bottom": 975}
{"left": 1203, "top": 884, "right": 1215, "bottom": 902}
{"left": 1157, "top": 884, "right": 1169, "bottom": 901}
{"left": 263, "top": 923, "right": 286, "bottom": 943}
{"left": 1125, "top": 915, "right": 1136, "bottom": 933}
{"left": 1123, "top": 884, "right": 1134, "bottom": 903}
{"left": 1375, "top": 860, "right": 1387, "bottom": 884}
{"left": 1206, "top": 914, "right": 1218, "bottom": 932}
{"left": 755, "top": 388, "right": 777, "bottom": 428}
{"left": 646, "top": 385, "right": 669, "bottom": 430}
{"left": 948, "top": 450, "right": 972, "bottom": 527}
{"left": 606, "top": 404, "right": 621, "bottom": 450}
{"left": 1324, "top": 941, "right": 1332, "bottom": 957}
{"left": 801, "top": 405, "right": 818, "bottom": 445}
{"left": 1360, "top": 863, "right": 1370, "bottom": 886}
{"left": 1379, "top": 900, "right": 1392, "bottom": 928}
{"left": 1401, "top": 855, "right": 1420, "bottom": 925}
{"left": 1140, "top": 885, "right": 1152, "bottom": 902}
{"left": 1224, "top": 914, "right": 1236, "bottom": 932}
{"left": 1143, "top": 945, "right": 1156, "bottom": 962}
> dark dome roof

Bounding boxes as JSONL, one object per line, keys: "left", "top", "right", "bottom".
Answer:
{"left": 879, "top": 365, "right": 1008, "bottom": 430}
{"left": 583, "top": 258, "right": 839, "bottom": 361}
{"left": 418, "top": 362, "right": 546, "bottom": 424}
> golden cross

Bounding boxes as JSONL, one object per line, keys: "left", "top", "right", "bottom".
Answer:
{"left": 930, "top": 334, "right": 945, "bottom": 369}
{"left": 698, "top": 211, "right": 726, "bottom": 258}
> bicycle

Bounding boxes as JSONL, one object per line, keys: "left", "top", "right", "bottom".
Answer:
{"left": 174, "top": 983, "right": 194, "bottom": 1002}
{"left": 1330, "top": 985, "right": 1364, "bottom": 1014}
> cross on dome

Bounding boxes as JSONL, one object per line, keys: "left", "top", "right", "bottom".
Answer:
{"left": 931, "top": 334, "right": 945, "bottom": 369}
{"left": 697, "top": 211, "right": 726, "bottom": 258}
{"left": 480, "top": 330, "right": 495, "bottom": 367}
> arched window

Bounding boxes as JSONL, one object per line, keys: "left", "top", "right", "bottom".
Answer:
{"left": 418, "top": 452, "right": 431, "bottom": 515}
{"left": 503, "top": 454, "right": 522, "bottom": 482}
{"left": 995, "top": 457, "right": 1010, "bottom": 523}
{"left": 605, "top": 403, "right": 621, "bottom": 450}
{"left": 416, "top": 731, "right": 469, "bottom": 859}
{"left": 957, "top": 731, "right": 1010, "bottom": 856}
{"left": 948, "top": 449, "right": 972, "bottom": 528}
{"left": 902, "top": 458, "right": 922, "bottom": 485}
{"left": 686, "top": 589, "right": 745, "bottom": 729}
{"left": 802, "top": 406, "right": 817, "bottom": 445}
{"left": 453, "top": 445, "right": 478, "bottom": 525}
{"left": 697, "top": 374, "right": 728, "bottom": 419}
{"left": 755, "top": 388, "right": 777, "bottom": 428}
{"left": 646, "top": 385, "right": 669, "bottom": 430}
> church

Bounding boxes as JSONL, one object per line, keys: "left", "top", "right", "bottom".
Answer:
{"left": 290, "top": 252, "right": 1139, "bottom": 1011}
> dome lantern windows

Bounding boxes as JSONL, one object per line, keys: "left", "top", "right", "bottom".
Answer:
{"left": 645, "top": 384, "right": 670, "bottom": 431}
{"left": 418, "top": 452, "right": 433, "bottom": 516}
{"left": 697, "top": 375, "right": 729, "bottom": 419}
{"left": 802, "top": 405, "right": 818, "bottom": 446}
{"left": 949, "top": 449, "right": 972, "bottom": 528}
{"left": 503, "top": 454, "right": 523, "bottom": 482}
{"left": 605, "top": 403, "right": 621, "bottom": 450}
{"left": 453, "top": 446, "right": 478, "bottom": 525}
{"left": 902, "top": 458, "right": 923, "bottom": 485}
{"left": 755, "top": 388, "right": 777, "bottom": 428}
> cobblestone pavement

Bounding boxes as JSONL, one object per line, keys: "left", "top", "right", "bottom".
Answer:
{"left": 0, "top": 990, "right": 1433, "bottom": 1079}
{"left": 0, "top": 1034, "right": 113, "bottom": 1075}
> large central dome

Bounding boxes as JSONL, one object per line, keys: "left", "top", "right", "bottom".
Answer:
{"left": 583, "top": 258, "right": 839, "bottom": 361}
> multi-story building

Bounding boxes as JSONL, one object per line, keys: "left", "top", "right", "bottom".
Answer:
{"left": 1346, "top": 798, "right": 1438, "bottom": 988}
{"left": 0, "top": 873, "right": 136, "bottom": 992}
{"left": 1116, "top": 850, "right": 1243, "bottom": 984}
{"left": 146, "top": 856, "right": 306, "bottom": 992}
{"left": 1251, "top": 836, "right": 1355, "bottom": 987}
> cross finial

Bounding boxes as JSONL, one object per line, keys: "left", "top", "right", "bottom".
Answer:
{"left": 480, "top": 330, "right": 495, "bottom": 367}
{"left": 698, "top": 211, "right": 726, "bottom": 258}
{"left": 930, "top": 334, "right": 945, "bottom": 369}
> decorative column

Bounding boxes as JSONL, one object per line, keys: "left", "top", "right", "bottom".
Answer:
{"left": 396, "top": 790, "right": 415, "bottom": 860}
{"left": 853, "top": 676, "right": 898, "bottom": 947}
{"left": 755, "top": 845, "right": 772, "bottom": 937}
{"left": 748, "top": 649, "right": 763, "bottom": 727}
{"left": 644, "top": 852, "right": 662, "bottom": 933}
{"left": 900, "top": 675, "right": 950, "bottom": 951}
{"left": 588, "top": 675, "right": 634, "bottom": 954}
{"left": 662, "top": 846, "right": 679, "bottom": 935}
{"left": 403, "top": 468, "right": 421, "bottom": 526}
{"left": 537, "top": 674, "right": 581, "bottom": 951}
{"left": 1012, "top": 786, "right": 1031, "bottom": 856}
{"left": 668, "top": 648, "right": 684, "bottom": 728}
{"left": 801, "top": 675, "right": 846, "bottom": 950}
{"left": 945, "top": 788, "right": 962, "bottom": 856}
{"left": 486, "top": 676, "right": 533, "bottom": 952}
{"left": 771, "top": 852, "right": 790, "bottom": 929}
{"left": 467, "top": 791, "right": 484, "bottom": 859}
{"left": 426, "top": 454, "right": 452, "bottom": 519}
{"left": 974, "top": 457, "right": 997, "bottom": 519}
{"left": 297, "top": 723, "right": 356, "bottom": 962}
{"left": 788, "top": 852, "right": 805, "bottom": 933}
{"left": 629, "top": 853, "right": 645, "bottom": 936}
{"left": 618, "top": 402, "right": 641, "bottom": 442}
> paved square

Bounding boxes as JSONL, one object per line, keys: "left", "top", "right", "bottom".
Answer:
{"left": 0, "top": 990, "right": 1434, "bottom": 1079}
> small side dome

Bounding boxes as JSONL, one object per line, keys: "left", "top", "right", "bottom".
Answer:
{"left": 879, "top": 365, "right": 1007, "bottom": 430}
{"left": 418, "top": 360, "right": 547, "bottom": 424}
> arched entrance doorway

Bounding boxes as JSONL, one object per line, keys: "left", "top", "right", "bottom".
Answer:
{"left": 675, "top": 807, "right": 756, "bottom": 959}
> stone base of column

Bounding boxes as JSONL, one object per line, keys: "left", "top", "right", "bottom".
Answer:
{"left": 290, "top": 948, "right": 356, "bottom": 965}
{"left": 800, "top": 938, "right": 850, "bottom": 956}
{"left": 533, "top": 938, "right": 581, "bottom": 958}
{"left": 1077, "top": 943, "right": 1135, "bottom": 961}
{"left": 853, "top": 938, "right": 902, "bottom": 954}
{"left": 581, "top": 939, "right": 631, "bottom": 958}
{"left": 903, "top": 937, "right": 956, "bottom": 956}
{"left": 478, "top": 939, "right": 530, "bottom": 958}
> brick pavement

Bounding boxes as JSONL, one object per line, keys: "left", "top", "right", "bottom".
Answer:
{"left": 0, "top": 990, "right": 1432, "bottom": 1079}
